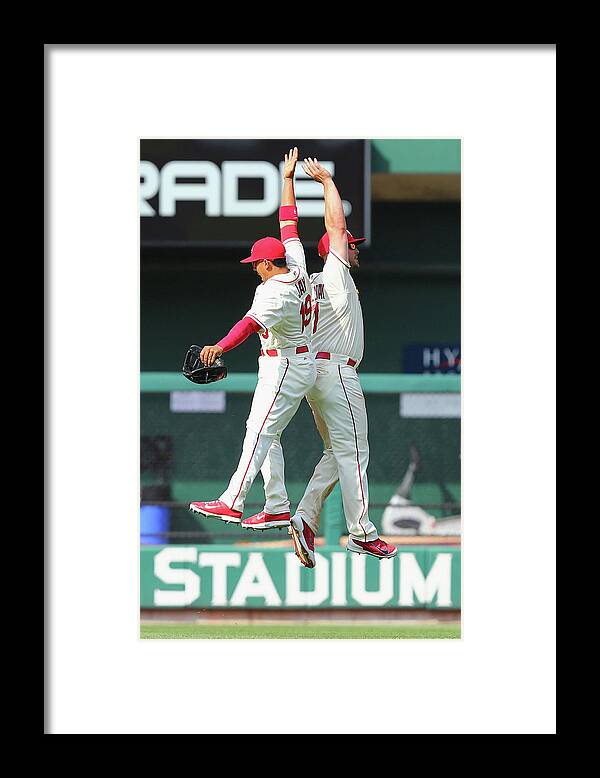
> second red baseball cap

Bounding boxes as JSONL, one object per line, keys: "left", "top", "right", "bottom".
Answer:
{"left": 240, "top": 237, "right": 287, "bottom": 264}
{"left": 317, "top": 231, "right": 366, "bottom": 258}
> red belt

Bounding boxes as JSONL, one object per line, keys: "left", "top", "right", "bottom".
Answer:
{"left": 260, "top": 346, "right": 309, "bottom": 356}
{"left": 316, "top": 351, "right": 357, "bottom": 367}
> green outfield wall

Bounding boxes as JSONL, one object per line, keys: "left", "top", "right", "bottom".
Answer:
{"left": 140, "top": 545, "right": 461, "bottom": 610}
{"left": 371, "top": 140, "right": 461, "bottom": 174}
{"left": 141, "top": 373, "right": 460, "bottom": 393}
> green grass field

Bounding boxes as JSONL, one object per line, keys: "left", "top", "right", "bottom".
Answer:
{"left": 140, "top": 623, "right": 460, "bottom": 639}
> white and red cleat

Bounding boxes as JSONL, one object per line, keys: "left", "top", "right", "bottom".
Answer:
{"left": 288, "top": 514, "right": 316, "bottom": 568}
{"left": 189, "top": 500, "right": 242, "bottom": 524}
{"left": 347, "top": 537, "right": 397, "bottom": 560}
{"left": 241, "top": 511, "right": 291, "bottom": 530}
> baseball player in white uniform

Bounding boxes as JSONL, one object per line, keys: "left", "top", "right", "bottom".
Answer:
{"left": 237, "top": 148, "right": 316, "bottom": 530}
{"left": 189, "top": 212, "right": 317, "bottom": 523}
{"left": 241, "top": 151, "right": 397, "bottom": 568}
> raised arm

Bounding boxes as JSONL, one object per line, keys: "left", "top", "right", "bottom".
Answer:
{"left": 279, "top": 146, "right": 306, "bottom": 271}
{"left": 280, "top": 146, "right": 299, "bottom": 232}
{"left": 301, "top": 157, "right": 348, "bottom": 265}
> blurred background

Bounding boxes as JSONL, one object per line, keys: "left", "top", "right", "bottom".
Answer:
{"left": 140, "top": 139, "right": 461, "bottom": 626}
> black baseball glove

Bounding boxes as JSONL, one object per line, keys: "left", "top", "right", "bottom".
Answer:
{"left": 182, "top": 345, "right": 228, "bottom": 384}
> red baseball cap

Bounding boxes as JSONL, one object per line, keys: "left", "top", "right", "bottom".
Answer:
{"left": 317, "top": 230, "right": 366, "bottom": 258}
{"left": 240, "top": 237, "right": 287, "bottom": 264}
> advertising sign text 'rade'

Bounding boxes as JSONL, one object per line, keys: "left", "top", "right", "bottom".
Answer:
{"left": 140, "top": 139, "right": 370, "bottom": 247}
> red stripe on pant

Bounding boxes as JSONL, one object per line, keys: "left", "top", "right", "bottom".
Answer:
{"left": 229, "top": 359, "right": 290, "bottom": 510}
{"left": 338, "top": 365, "right": 368, "bottom": 541}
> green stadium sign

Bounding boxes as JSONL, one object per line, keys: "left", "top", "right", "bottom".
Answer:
{"left": 140, "top": 545, "right": 460, "bottom": 609}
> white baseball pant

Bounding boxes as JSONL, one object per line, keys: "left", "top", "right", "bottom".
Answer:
{"left": 219, "top": 351, "right": 316, "bottom": 513}
{"left": 262, "top": 356, "right": 378, "bottom": 541}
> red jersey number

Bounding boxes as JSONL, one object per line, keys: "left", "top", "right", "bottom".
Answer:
{"left": 300, "top": 294, "right": 312, "bottom": 331}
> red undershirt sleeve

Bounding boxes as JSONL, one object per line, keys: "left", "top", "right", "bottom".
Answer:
{"left": 216, "top": 316, "right": 262, "bottom": 352}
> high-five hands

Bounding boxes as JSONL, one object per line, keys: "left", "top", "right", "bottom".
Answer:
{"left": 283, "top": 147, "right": 299, "bottom": 179}
{"left": 301, "top": 157, "right": 332, "bottom": 184}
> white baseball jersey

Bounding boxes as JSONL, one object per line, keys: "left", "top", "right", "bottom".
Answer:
{"left": 219, "top": 237, "right": 317, "bottom": 513}
{"left": 245, "top": 239, "right": 313, "bottom": 351}
{"left": 309, "top": 247, "right": 364, "bottom": 364}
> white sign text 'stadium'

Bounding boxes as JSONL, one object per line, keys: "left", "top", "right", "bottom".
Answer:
{"left": 140, "top": 160, "right": 353, "bottom": 219}
{"left": 152, "top": 548, "right": 455, "bottom": 608}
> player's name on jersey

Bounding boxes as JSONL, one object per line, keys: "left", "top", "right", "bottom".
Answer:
{"left": 295, "top": 277, "right": 308, "bottom": 297}
{"left": 313, "top": 283, "right": 325, "bottom": 301}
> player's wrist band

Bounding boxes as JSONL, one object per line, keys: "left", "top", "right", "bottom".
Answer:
{"left": 279, "top": 206, "right": 298, "bottom": 222}
{"left": 280, "top": 224, "right": 299, "bottom": 242}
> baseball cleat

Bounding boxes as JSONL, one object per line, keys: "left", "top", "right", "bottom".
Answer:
{"left": 241, "top": 511, "right": 291, "bottom": 531}
{"left": 189, "top": 500, "right": 242, "bottom": 524}
{"left": 346, "top": 537, "right": 397, "bottom": 560}
{"left": 288, "top": 514, "right": 316, "bottom": 568}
